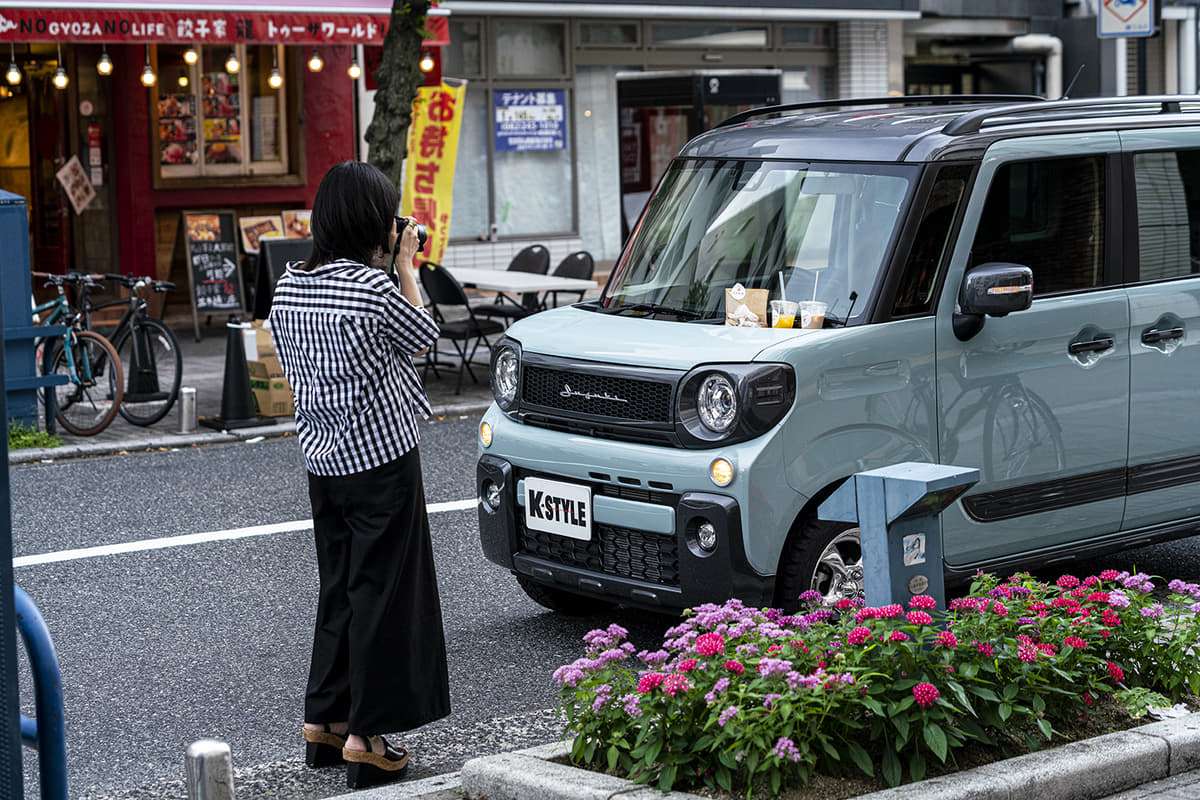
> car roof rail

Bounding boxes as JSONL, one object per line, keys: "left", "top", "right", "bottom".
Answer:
{"left": 716, "top": 94, "right": 1046, "bottom": 128}
{"left": 942, "top": 94, "right": 1199, "bottom": 136}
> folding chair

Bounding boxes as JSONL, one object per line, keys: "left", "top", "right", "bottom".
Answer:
{"left": 542, "top": 250, "right": 595, "bottom": 309}
{"left": 473, "top": 244, "right": 551, "bottom": 325}
{"left": 418, "top": 262, "right": 506, "bottom": 394}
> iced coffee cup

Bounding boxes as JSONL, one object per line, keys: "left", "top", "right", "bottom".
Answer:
{"left": 770, "top": 300, "right": 798, "bottom": 328}
{"left": 799, "top": 300, "right": 826, "bottom": 329}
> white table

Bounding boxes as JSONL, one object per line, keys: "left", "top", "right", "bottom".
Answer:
{"left": 448, "top": 266, "right": 598, "bottom": 294}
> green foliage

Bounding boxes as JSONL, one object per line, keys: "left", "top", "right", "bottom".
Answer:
{"left": 553, "top": 570, "right": 1200, "bottom": 797}
{"left": 7, "top": 421, "right": 60, "bottom": 450}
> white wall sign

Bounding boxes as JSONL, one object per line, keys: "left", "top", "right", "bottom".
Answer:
{"left": 1099, "top": 0, "right": 1155, "bottom": 38}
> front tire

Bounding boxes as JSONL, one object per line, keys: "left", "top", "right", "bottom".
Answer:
{"left": 774, "top": 518, "right": 864, "bottom": 611}
{"left": 516, "top": 576, "right": 616, "bottom": 616}
{"left": 114, "top": 318, "right": 183, "bottom": 426}
{"left": 51, "top": 330, "right": 124, "bottom": 436}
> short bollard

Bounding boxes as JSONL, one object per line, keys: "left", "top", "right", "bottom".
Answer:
{"left": 185, "top": 739, "right": 235, "bottom": 800}
{"left": 818, "top": 462, "right": 979, "bottom": 609}
{"left": 178, "top": 386, "right": 197, "bottom": 434}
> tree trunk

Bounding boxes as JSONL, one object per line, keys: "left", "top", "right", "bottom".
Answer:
{"left": 366, "top": 0, "right": 431, "bottom": 188}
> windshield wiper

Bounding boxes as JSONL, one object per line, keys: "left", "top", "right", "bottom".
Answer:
{"left": 603, "top": 302, "right": 703, "bottom": 320}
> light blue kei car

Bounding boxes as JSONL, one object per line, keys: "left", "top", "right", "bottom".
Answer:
{"left": 476, "top": 94, "right": 1200, "bottom": 615}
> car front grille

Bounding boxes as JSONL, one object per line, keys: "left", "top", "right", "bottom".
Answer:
{"left": 523, "top": 365, "right": 673, "bottom": 422}
{"left": 517, "top": 524, "right": 681, "bottom": 587}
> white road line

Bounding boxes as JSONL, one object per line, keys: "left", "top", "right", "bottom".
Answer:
{"left": 13, "top": 498, "right": 478, "bottom": 568}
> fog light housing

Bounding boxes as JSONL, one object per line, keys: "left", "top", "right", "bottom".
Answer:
{"left": 710, "top": 458, "right": 734, "bottom": 487}
{"left": 696, "top": 521, "right": 717, "bottom": 552}
{"left": 480, "top": 421, "right": 493, "bottom": 447}
{"left": 483, "top": 480, "right": 501, "bottom": 509}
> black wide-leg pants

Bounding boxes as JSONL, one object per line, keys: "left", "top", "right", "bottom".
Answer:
{"left": 304, "top": 446, "right": 451, "bottom": 735}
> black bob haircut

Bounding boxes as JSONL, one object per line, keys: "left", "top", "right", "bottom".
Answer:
{"left": 304, "top": 160, "right": 398, "bottom": 270}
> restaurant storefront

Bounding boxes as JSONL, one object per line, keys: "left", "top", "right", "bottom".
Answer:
{"left": 0, "top": 0, "right": 447, "bottom": 314}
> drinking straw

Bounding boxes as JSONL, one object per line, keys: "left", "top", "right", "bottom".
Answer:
{"left": 812, "top": 271, "right": 819, "bottom": 302}
{"left": 777, "top": 272, "right": 787, "bottom": 303}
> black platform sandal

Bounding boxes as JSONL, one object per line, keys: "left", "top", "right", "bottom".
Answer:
{"left": 302, "top": 723, "right": 348, "bottom": 768}
{"left": 343, "top": 736, "right": 409, "bottom": 789}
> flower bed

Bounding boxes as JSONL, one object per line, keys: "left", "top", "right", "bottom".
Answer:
{"left": 553, "top": 570, "right": 1200, "bottom": 798}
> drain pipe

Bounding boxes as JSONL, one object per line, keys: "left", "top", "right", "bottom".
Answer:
{"left": 1012, "top": 33, "right": 1063, "bottom": 98}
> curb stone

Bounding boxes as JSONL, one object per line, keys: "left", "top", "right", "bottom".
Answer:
{"left": 457, "top": 713, "right": 1200, "bottom": 800}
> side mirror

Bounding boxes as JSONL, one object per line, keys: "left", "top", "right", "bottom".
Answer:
{"left": 953, "top": 262, "right": 1033, "bottom": 341}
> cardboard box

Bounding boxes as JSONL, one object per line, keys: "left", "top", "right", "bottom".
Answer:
{"left": 247, "top": 355, "right": 294, "bottom": 417}
{"left": 242, "top": 319, "right": 277, "bottom": 362}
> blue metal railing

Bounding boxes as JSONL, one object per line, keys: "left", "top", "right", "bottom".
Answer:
{"left": 14, "top": 585, "right": 67, "bottom": 800}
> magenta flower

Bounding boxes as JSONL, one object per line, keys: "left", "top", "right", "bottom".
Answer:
{"left": 677, "top": 658, "right": 699, "bottom": 672}
{"left": 912, "top": 682, "right": 940, "bottom": 708}
{"left": 846, "top": 626, "right": 873, "bottom": 645}
{"left": 695, "top": 632, "right": 725, "bottom": 656}
{"left": 1099, "top": 569, "right": 1121, "bottom": 581}
{"left": 637, "top": 673, "right": 665, "bottom": 694}
{"left": 889, "top": 631, "right": 910, "bottom": 642}
{"left": 975, "top": 641, "right": 994, "bottom": 656}
{"left": 772, "top": 737, "right": 801, "bottom": 763}
{"left": 991, "top": 601, "right": 1009, "bottom": 616}
{"left": 1017, "top": 645, "right": 1038, "bottom": 663}
{"left": 662, "top": 674, "right": 691, "bottom": 696}
{"left": 908, "top": 595, "right": 937, "bottom": 610}
{"left": 724, "top": 660, "right": 745, "bottom": 675}
{"left": 905, "top": 610, "right": 933, "bottom": 625}
{"left": 935, "top": 631, "right": 958, "bottom": 648}
{"left": 1056, "top": 574, "right": 1081, "bottom": 589}
{"left": 1064, "top": 636, "right": 1087, "bottom": 649}
{"left": 1107, "top": 661, "right": 1125, "bottom": 682}
{"left": 879, "top": 604, "right": 904, "bottom": 618}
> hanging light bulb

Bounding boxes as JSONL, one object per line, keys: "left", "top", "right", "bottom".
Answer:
{"left": 5, "top": 44, "right": 20, "bottom": 86}
{"left": 140, "top": 45, "right": 156, "bottom": 87}
{"left": 97, "top": 46, "right": 113, "bottom": 76}
{"left": 225, "top": 50, "right": 239, "bottom": 74}
{"left": 348, "top": 56, "right": 362, "bottom": 80}
{"left": 52, "top": 45, "right": 68, "bottom": 89}
{"left": 268, "top": 66, "right": 282, "bottom": 89}
{"left": 183, "top": 46, "right": 198, "bottom": 65}
{"left": 419, "top": 50, "right": 435, "bottom": 73}
{"left": 307, "top": 50, "right": 323, "bottom": 72}
{"left": 178, "top": 71, "right": 189, "bottom": 88}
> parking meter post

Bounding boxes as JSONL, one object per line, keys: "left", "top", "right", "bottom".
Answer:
{"left": 818, "top": 463, "right": 979, "bottom": 610}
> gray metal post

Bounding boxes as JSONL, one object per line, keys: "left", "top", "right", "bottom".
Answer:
{"left": 185, "top": 740, "right": 235, "bottom": 800}
{"left": 178, "top": 387, "right": 197, "bottom": 434}
{"left": 819, "top": 462, "right": 979, "bottom": 609}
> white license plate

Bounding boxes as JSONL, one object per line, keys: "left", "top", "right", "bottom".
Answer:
{"left": 524, "top": 477, "right": 592, "bottom": 541}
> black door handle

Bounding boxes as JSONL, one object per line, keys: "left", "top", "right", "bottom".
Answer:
{"left": 1141, "top": 327, "right": 1184, "bottom": 344}
{"left": 1068, "top": 337, "right": 1114, "bottom": 355}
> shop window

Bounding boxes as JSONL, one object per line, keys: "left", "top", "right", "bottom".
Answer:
{"left": 781, "top": 25, "right": 833, "bottom": 48}
{"left": 445, "top": 19, "right": 484, "bottom": 78}
{"left": 495, "top": 20, "right": 566, "bottom": 76}
{"left": 153, "top": 44, "right": 293, "bottom": 185}
{"left": 579, "top": 22, "right": 639, "bottom": 47}
{"left": 650, "top": 23, "right": 767, "bottom": 48}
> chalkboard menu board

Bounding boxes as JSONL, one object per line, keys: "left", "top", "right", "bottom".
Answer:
{"left": 182, "top": 209, "right": 245, "bottom": 340}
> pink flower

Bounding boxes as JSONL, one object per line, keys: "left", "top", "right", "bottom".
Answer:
{"left": 637, "top": 673, "right": 665, "bottom": 693}
{"left": 696, "top": 632, "right": 725, "bottom": 657}
{"left": 991, "top": 601, "right": 1009, "bottom": 616}
{"left": 1036, "top": 643, "right": 1057, "bottom": 656}
{"left": 909, "top": 595, "right": 937, "bottom": 610}
{"left": 879, "top": 604, "right": 904, "bottom": 618}
{"left": 846, "top": 626, "right": 873, "bottom": 645}
{"left": 1064, "top": 636, "right": 1087, "bottom": 649}
{"left": 1017, "top": 646, "right": 1038, "bottom": 663}
{"left": 975, "top": 641, "right": 994, "bottom": 656}
{"left": 724, "top": 660, "right": 745, "bottom": 675}
{"left": 1087, "top": 592, "right": 1110, "bottom": 604}
{"left": 889, "top": 631, "right": 910, "bottom": 642}
{"left": 1107, "top": 661, "right": 1125, "bottom": 683}
{"left": 1057, "top": 574, "right": 1081, "bottom": 589}
{"left": 662, "top": 674, "right": 691, "bottom": 696}
{"left": 935, "top": 631, "right": 958, "bottom": 648}
{"left": 912, "top": 682, "right": 940, "bottom": 708}
{"left": 677, "top": 659, "right": 699, "bottom": 672}
{"left": 1099, "top": 569, "right": 1121, "bottom": 581}
{"left": 773, "top": 737, "right": 801, "bottom": 763}
{"left": 717, "top": 705, "right": 739, "bottom": 726}
{"left": 906, "top": 610, "right": 933, "bottom": 625}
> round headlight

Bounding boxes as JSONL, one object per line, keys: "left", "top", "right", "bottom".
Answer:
{"left": 697, "top": 374, "right": 737, "bottom": 433}
{"left": 492, "top": 346, "right": 519, "bottom": 409}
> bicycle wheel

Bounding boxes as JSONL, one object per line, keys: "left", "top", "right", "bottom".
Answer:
{"left": 51, "top": 330, "right": 124, "bottom": 436}
{"left": 113, "top": 317, "right": 182, "bottom": 426}
{"left": 983, "top": 381, "right": 1066, "bottom": 482}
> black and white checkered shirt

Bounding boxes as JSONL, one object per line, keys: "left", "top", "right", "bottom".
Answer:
{"left": 268, "top": 259, "right": 440, "bottom": 476}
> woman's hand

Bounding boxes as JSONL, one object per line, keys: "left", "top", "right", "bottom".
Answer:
{"left": 394, "top": 216, "right": 422, "bottom": 270}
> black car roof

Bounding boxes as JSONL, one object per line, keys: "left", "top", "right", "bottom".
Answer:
{"left": 678, "top": 95, "right": 1200, "bottom": 163}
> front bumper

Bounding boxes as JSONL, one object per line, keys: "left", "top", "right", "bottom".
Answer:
{"left": 477, "top": 453, "right": 773, "bottom": 612}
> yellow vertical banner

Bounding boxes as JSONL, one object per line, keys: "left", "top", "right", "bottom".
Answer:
{"left": 401, "top": 79, "right": 467, "bottom": 267}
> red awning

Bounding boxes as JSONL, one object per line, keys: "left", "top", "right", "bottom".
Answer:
{"left": 0, "top": 1, "right": 449, "bottom": 46}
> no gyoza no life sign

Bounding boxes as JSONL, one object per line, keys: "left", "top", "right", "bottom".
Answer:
{"left": 494, "top": 90, "right": 566, "bottom": 151}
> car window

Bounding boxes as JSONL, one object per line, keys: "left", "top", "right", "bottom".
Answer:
{"left": 892, "top": 164, "right": 971, "bottom": 317}
{"left": 969, "top": 156, "right": 1105, "bottom": 296}
{"left": 1134, "top": 149, "right": 1200, "bottom": 281}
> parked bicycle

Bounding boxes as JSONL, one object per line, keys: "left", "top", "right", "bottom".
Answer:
{"left": 31, "top": 272, "right": 124, "bottom": 436}
{"left": 83, "top": 274, "right": 182, "bottom": 426}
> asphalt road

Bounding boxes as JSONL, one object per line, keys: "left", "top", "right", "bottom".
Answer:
{"left": 7, "top": 415, "right": 669, "bottom": 799}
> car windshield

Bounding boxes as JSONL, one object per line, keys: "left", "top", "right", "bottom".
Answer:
{"left": 601, "top": 158, "right": 917, "bottom": 323}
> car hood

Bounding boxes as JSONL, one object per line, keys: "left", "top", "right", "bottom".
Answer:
{"left": 505, "top": 306, "right": 815, "bottom": 370}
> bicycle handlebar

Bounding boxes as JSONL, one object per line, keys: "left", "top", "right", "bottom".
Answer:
{"left": 103, "top": 273, "right": 176, "bottom": 292}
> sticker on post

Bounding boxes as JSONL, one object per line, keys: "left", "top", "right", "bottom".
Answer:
{"left": 902, "top": 533, "right": 926, "bottom": 566}
{"left": 525, "top": 477, "right": 592, "bottom": 541}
